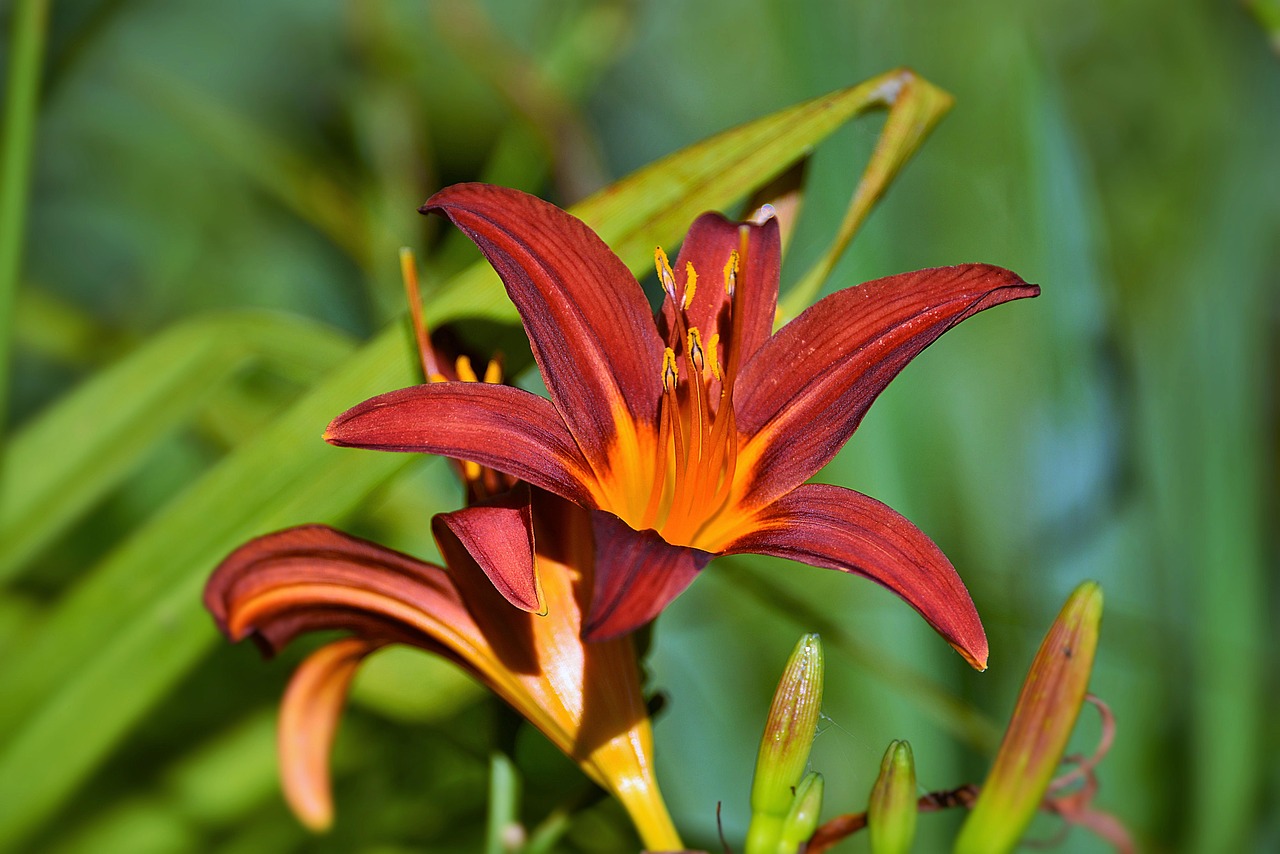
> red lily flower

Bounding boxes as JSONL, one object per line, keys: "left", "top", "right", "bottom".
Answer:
{"left": 204, "top": 488, "right": 682, "bottom": 848}
{"left": 325, "top": 184, "right": 1039, "bottom": 668}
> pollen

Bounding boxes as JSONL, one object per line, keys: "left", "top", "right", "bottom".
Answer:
{"left": 655, "top": 247, "right": 677, "bottom": 300}
{"left": 705, "top": 333, "right": 722, "bottom": 381}
{"left": 683, "top": 262, "right": 698, "bottom": 308}
{"left": 455, "top": 355, "right": 479, "bottom": 383}
{"left": 482, "top": 358, "right": 503, "bottom": 384}
{"left": 724, "top": 251, "right": 739, "bottom": 296}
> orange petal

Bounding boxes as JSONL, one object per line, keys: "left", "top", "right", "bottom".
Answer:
{"left": 278, "top": 637, "right": 379, "bottom": 832}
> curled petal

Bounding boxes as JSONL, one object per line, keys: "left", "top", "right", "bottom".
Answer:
{"left": 324, "top": 382, "right": 599, "bottom": 507}
{"left": 279, "top": 638, "right": 379, "bottom": 832}
{"left": 734, "top": 264, "right": 1039, "bottom": 504}
{"left": 723, "top": 483, "right": 987, "bottom": 670}
{"left": 422, "top": 184, "right": 665, "bottom": 468}
{"left": 433, "top": 486, "right": 542, "bottom": 614}
{"left": 583, "top": 511, "right": 712, "bottom": 642}
{"left": 204, "top": 524, "right": 470, "bottom": 656}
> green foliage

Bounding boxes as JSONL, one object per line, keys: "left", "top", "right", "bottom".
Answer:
{"left": 3, "top": 1, "right": 1277, "bottom": 851}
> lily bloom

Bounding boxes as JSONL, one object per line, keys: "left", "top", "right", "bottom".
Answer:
{"left": 326, "top": 184, "right": 1039, "bottom": 668}
{"left": 203, "top": 487, "right": 682, "bottom": 850}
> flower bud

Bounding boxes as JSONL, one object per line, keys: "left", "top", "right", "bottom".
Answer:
{"left": 776, "top": 772, "right": 825, "bottom": 853}
{"left": 955, "top": 582, "right": 1103, "bottom": 854}
{"left": 866, "top": 739, "right": 917, "bottom": 854}
{"left": 746, "top": 634, "right": 824, "bottom": 854}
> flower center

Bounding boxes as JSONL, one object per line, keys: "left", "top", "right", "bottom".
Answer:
{"left": 631, "top": 245, "right": 746, "bottom": 549}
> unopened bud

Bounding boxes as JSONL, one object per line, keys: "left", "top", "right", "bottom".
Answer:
{"left": 867, "top": 740, "right": 917, "bottom": 854}
{"left": 746, "top": 634, "right": 824, "bottom": 854}
{"left": 955, "top": 582, "right": 1103, "bottom": 854}
{"left": 776, "top": 772, "right": 824, "bottom": 853}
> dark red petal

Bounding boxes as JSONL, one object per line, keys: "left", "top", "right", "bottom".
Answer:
{"left": 432, "top": 487, "right": 541, "bottom": 614}
{"left": 723, "top": 483, "right": 987, "bottom": 669}
{"left": 203, "top": 524, "right": 468, "bottom": 656}
{"left": 665, "top": 212, "right": 781, "bottom": 370}
{"left": 422, "top": 184, "right": 665, "bottom": 467}
{"left": 582, "top": 511, "right": 712, "bottom": 641}
{"left": 325, "top": 382, "right": 598, "bottom": 507}
{"left": 734, "top": 264, "right": 1038, "bottom": 504}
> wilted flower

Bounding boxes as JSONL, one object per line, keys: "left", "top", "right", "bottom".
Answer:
{"left": 205, "top": 488, "right": 681, "bottom": 848}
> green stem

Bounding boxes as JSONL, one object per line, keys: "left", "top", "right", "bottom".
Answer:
{"left": 0, "top": 0, "right": 50, "bottom": 439}
{"left": 484, "top": 751, "right": 522, "bottom": 854}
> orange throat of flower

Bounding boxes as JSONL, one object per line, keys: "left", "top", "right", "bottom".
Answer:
{"left": 598, "top": 241, "right": 759, "bottom": 552}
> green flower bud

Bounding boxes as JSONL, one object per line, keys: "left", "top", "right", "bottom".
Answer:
{"left": 745, "top": 634, "right": 825, "bottom": 854}
{"left": 776, "top": 772, "right": 825, "bottom": 853}
{"left": 868, "top": 740, "right": 917, "bottom": 854}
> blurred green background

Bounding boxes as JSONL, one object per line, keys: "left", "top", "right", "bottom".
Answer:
{"left": 2, "top": 0, "right": 1277, "bottom": 851}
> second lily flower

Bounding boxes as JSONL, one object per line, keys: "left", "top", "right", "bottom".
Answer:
{"left": 326, "top": 184, "right": 1038, "bottom": 669}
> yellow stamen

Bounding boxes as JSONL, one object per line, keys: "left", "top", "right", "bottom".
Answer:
{"left": 683, "top": 261, "right": 698, "bottom": 309}
{"left": 705, "top": 333, "right": 722, "bottom": 382}
{"left": 687, "top": 328, "right": 705, "bottom": 374}
{"left": 462, "top": 460, "right": 483, "bottom": 481}
{"left": 661, "top": 348, "right": 678, "bottom": 392}
{"left": 455, "top": 355, "right": 479, "bottom": 383}
{"left": 655, "top": 247, "right": 677, "bottom": 300}
{"left": 724, "top": 250, "right": 739, "bottom": 296}
{"left": 483, "top": 357, "right": 503, "bottom": 384}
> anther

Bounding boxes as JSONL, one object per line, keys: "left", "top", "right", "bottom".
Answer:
{"left": 683, "top": 262, "right": 698, "bottom": 309}
{"left": 661, "top": 347, "right": 679, "bottom": 391}
{"left": 724, "top": 251, "right": 739, "bottom": 296}
{"left": 687, "top": 328, "right": 705, "bottom": 373}
{"left": 655, "top": 247, "right": 677, "bottom": 300}
{"left": 455, "top": 355, "right": 478, "bottom": 383}
{"left": 482, "top": 358, "right": 503, "bottom": 384}
{"left": 706, "top": 332, "right": 722, "bottom": 381}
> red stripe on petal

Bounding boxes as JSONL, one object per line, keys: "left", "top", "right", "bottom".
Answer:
{"left": 724, "top": 484, "right": 987, "bottom": 670}
{"left": 423, "top": 184, "right": 664, "bottom": 468}
{"left": 583, "top": 511, "right": 711, "bottom": 641}
{"left": 325, "top": 382, "right": 599, "bottom": 507}
{"left": 734, "top": 264, "right": 1038, "bottom": 504}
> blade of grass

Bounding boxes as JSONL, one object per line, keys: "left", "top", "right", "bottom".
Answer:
{"left": 777, "top": 71, "right": 953, "bottom": 322}
{"left": 0, "top": 72, "right": 951, "bottom": 847}
{"left": 0, "top": 312, "right": 356, "bottom": 582}
{"left": 0, "top": 0, "right": 51, "bottom": 439}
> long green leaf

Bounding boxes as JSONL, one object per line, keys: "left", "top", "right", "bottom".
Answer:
{"left": 0, "top": 0, "right": 50, "bottom": 438}
{"left": 0, "top": 312, "right": 355, "bottom": 581}
{"left": 0, "top": 70, "right": 946, "bottom": 847}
